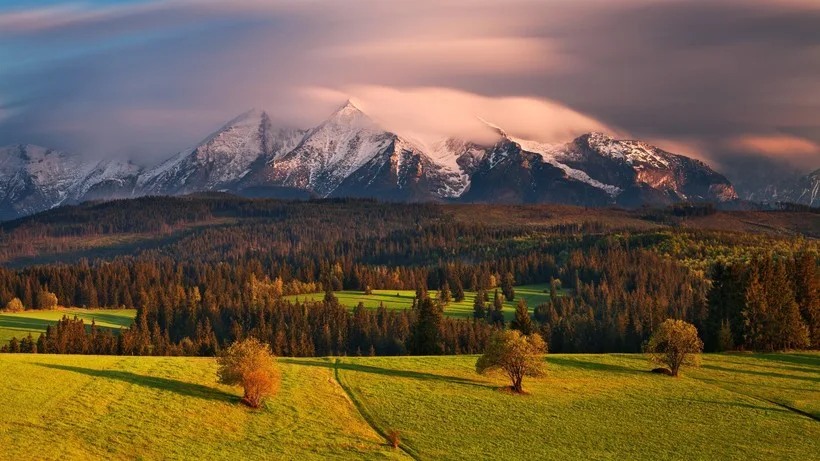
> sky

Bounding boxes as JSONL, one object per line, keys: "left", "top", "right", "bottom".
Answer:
{"left": 0, "top": 0, "right": 819, "bottom": 184}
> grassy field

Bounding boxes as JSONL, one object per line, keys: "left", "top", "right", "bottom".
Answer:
{"left": 285, "top": 284, "right": 556, "bottom": 320}
{"left": 0, "top": 353, "right": 816, "bottom": 460}
{"left": 0, "top": 308, "right": 135, "bottom": 344}
{"left": 0, "top": 285, "right": 552, "bottom": 345}
{"left": 333, "top": 353, "right": 820, "bottom": 460}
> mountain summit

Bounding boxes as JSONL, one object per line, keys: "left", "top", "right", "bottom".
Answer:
{"left": 0, "top": 103, "right": 741, "bottom": 219}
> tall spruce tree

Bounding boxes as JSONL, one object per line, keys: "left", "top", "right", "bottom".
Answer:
{"left": 473, "top": 290, "right": 487, "bottom": 319}
{"left": 411, "top": 297, "right": 444, "bottom": 355}
{"left": 439, "top": 281, "right": 452, "bottom": 306}
{"left": 510, "top": 299, "right": 533, "bottom": 335}
{"left": 490, "top": 289, "right": 505, "bottom": 327}
{"left": 792, "top": 253, "right": 820, "bottom": 348}
{"left": 743, "top": 265, "right": 770, "bottom": 351}
{"left": 502, "top": 272, "right": 516, "bottom": 301}
{"left": 768, "top": 260, "right": 809, "bottom": 350}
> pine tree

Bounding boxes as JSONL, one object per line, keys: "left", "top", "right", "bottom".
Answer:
{"left": 792, "top": 253, "right": 820, "bottom": 348}
{"left": 412, "top": 297, "right": 443, "bottom": 355}
{"left": 743, "top": 267, "right": 769, "bottom": 350}
{"left": 454, "top": 281, "right": 465, "bottom": 302}
{"left": 438, "top": 282, "right": 452, "bottom": 306}
{"left": 473, "top": 290, "right": 487, "bottom": 319}
{"left": 415, "top": 278, "right": 428, "bottom": 301}
{"left": 502, "top": 272, "right": 515, "bottom": 301}
{"left": 717, "top": 319, "right": 734, "bottom": 352}
{"left": 490, "top": 289, "right": 505, "bottom": 327}
{"left": 769, "top": 260, "right": 809, "bottom": 350}
{"left": 510, "top": 299, "right": 533, "bottom": 335}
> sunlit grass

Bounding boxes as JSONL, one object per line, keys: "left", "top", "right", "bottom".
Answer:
{"left": 0, "top": 352, "right": 816, "bottom": 460}
{"left": 285, "top": 284, "right": 557, "bottom": 320}
{"left": 0, "top": 354, "right": 402, "bottom": 460}
{"left": 0, "top": 308, "right": 136, "bottom": 344}
{"left": 336, "top": 353, "right": 820, "bottom": 460}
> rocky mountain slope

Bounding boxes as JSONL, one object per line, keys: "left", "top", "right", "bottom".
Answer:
{"left": 0, "top": 145, "right": 140, "bottom": 220}
{"left": 756, "top": 168, "right": 820, "bottom": 207}
{"left": 0, "top": 102, "right": 741, "bottom": 219}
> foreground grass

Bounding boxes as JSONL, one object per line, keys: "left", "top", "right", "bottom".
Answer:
{"left": 0, "top": 354, "right": 401, "bottom": 460}
{"left": 0, "top": 353, "right": 816, "bottom": 460}
{"left": 334, "top": 353, "right": 819, "bottom": 460}
{"left": 0, "top": 308, "right": 136, "bottom": 344}
{"left": 285, "top": 284, "right": 555, "bottom": 320}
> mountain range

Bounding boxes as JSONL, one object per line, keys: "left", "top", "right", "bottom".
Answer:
{"left": 4, "top": 100, "right": 813, "bottom": 220}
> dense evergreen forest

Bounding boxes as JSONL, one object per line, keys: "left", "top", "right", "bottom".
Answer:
{"left": 1, "top": 195, "right": 818, "bottom": 355}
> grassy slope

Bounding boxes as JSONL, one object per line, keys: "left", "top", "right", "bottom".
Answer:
{"left": 0, "top": 354, "right": 817, "bottom": 460}
{"left": 284, "top": 284, "right": 555, "bottom": 320}
{"left": 335, "top": 353, "right": 820, "bottom": 461}
{"left": 0, "top": 354, "right": 402, "bottom": 460}
{"left": 0, "top": 308, "right": 136, "bottom": 344}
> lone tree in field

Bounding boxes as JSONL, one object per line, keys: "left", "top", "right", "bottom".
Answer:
{"left": 217, "top": 338, "right": 279, "bottom": 408}
{"left": 646, "top": 319, "right": 704, "bottom": 377}
{"left": 476, "top": 330, "right": 547, "bottom": 393}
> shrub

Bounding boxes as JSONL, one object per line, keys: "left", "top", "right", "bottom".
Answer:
{"left": 4, "top": 297, "right": 24, "bottom": 312}
{"left": 386, "top": 429, "right": 401, "bottom": 449}
{"left": 217, "top": 338, "right": 279, "bottom": 408}
{"left": 37, "top": 291, "right": 58, "bottom": 310}
{"left": 646, "top": 319, "right": 704, "bottom": 377}
{"left": 476, "top": 330, "right": 547, "bottom": 393}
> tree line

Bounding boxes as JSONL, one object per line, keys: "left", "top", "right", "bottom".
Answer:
{"left": 0, "top": 198, "right": 817, "bottom": 356}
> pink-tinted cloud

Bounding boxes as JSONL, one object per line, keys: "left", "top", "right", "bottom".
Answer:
{"left": 0, "top": 0, "right": 819, "bottom": 184}
{"left": 728, "top": 134, "right": 820, "bottom": 166}
{"left": 323, "top": 38, "right": 572, "bottom": 76}
{"left": 304, "top": 86, "right": 614, "bottom": 146}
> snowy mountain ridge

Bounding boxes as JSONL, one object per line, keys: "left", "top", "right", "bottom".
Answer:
{"left": 0, "top": 102, "right": 742, "bottom": 219}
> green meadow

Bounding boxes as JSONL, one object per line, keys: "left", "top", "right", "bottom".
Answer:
{"left": 285, "top": 284, "right": 555, "bottom": 320}
{"left": 0, "top": 285, "right": 551, "bottom": 345}
{"left": 0, "top": 353, "right": 816, "bottom": 460}
{"left": 0, "top": 308, "right": 135, "bottom": 344}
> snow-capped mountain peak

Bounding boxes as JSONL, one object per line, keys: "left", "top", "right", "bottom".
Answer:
{"left": 0, "top": 102, "right": 745, "bottom": 219}
{"left": 138, "top": 108, "right": 305, "bottom": 195}
{"left": 0, "top": 144, "right": 140, "bottom": 218}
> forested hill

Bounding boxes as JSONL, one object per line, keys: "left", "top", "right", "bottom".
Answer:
{"left": 1, "top": 194, "right": 818, "bottom": 267}
{"left": 0, "top": 195, "right": 818, "bottom": 356}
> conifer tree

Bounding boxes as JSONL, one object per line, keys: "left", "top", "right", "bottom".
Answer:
{"left": 411, "top": 297, "right": 443, "bottom": 355}
{"left": 768, "top": 260, "right": 809, "bottom": 350}
{"left": 792, "top": 253, "right": 820, "bottom": 348}
{"left": 439, "top": 282, "right": 452, "bottom": 306}
{"left": 742, "top": 267, "right": 769, "bottom": 350}
{"left": 473, "top": 290, "right": 487, "bottom": 319}
{"left": 454, "top": 281, "right": 465, "bottom": 302}
{"left": 510, "top": 299, "right": 532, "bottom": 335}
{"left": 490, "top": 289, "right": 505, "bottom": 327}
{"left": 502, "top": 272, "right": 516, "bottom": 301}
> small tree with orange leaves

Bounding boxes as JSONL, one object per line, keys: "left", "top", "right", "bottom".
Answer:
{"left": 217, "top": 338, "right": 279, "bottom": 408}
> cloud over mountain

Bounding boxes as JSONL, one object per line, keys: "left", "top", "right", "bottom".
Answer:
{"left": 0, "top": 0, "right": 818, "bottom": 175}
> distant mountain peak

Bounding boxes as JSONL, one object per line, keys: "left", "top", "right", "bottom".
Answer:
{"left": 0, "top": 107, "right": 746, "bottom": 219}
{"left": 323, "top": 98, "right": 372, "bottom": 128}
